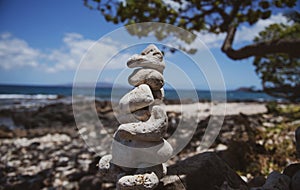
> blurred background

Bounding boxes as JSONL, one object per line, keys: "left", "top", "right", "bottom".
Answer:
{"left": 0, "top": 0, "right": 300, "bottom": 190}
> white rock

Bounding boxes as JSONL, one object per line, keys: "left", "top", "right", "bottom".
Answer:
{"left": 116, "top": 106, "right": 168, "bottom": 141}
{"left": 127, "top": 44, "right": 165, "bottom": 73}
{"left": 111, "top": 138, "right": 173, "bottom": 168}
{"left": 119, "top": 84, "right": 154, "bottom": 113}
{"left": 128, "top": 68, "right": 164, "bottom": 90}
{"left": 117, "top": 172, "right": 159, "bottom": 190}
{"left": 117, "top": 109, "right": 151, "bottom": 124}
{"left": 99, "top": 154, "right": 112, "bottom": 170}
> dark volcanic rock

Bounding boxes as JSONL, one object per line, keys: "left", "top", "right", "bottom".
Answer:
{"left": 167, "top": 152, "right": 248, "bottom": 190}
{"left": 248, "top": 175, "right": 266, "bottom": 188}
{"left": 79, "top": 175, "right": 102, "bottom": 190}
{"left": 291, "top": 170, "right": 300, "bottom": 190}
{"left": 283, "top": 163, "right": 300, "bottom": 178}
{"left": 252, "top": 171, "right": 291, "bottom": 190}
{"left": 296, "top": 127, "right": 300, "bottom": 158}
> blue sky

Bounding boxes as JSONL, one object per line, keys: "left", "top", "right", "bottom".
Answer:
{"left": 0, "top": 0, "right": 296, "bottom": 90}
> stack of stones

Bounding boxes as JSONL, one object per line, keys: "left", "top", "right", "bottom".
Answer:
{"left": 99, "top": 44, "right": 173, "bottom": 190}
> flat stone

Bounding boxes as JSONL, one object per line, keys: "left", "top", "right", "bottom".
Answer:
{"left": 116, "top": 106, "right": 167, "bottom": 142}
{"left": 127, "top": 45, "right": 165, "bottom": 73}
{"left": 128, "top": 68, "right": 164, "bottom": 90}
{"left": 117, "top": 172, "right": 159, "bottom": 190}
{"left": 111, "top": 138, "right": 173, "bottom": 168}
{"left": 119, "top": 84, "right": 154, "bottom": 113}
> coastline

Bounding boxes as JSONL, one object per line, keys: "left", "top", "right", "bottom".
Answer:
{"left": 0, "top": 98, "right": 299, "bottom": 189}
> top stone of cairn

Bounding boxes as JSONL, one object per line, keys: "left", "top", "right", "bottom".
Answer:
{"left": 127, "top": 44, "right": 165, "bottom": 73}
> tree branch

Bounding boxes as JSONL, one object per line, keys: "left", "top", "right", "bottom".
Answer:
{"left": 222, "top": 26, "right": 300, "bottom": 60}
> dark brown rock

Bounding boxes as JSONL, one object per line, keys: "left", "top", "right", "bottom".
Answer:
{"left": 167, "top": 152, "right": 248, "bottom": 190}
{"left": 79, "top": 175, "right": 102, "bottom": 190}
{"left": 283, "top": 163, "right": 300, "bottom": 178}
{"left": 296, "top": 127, "right": 300, "bottom": 158}
{"left": 248, "top": 176, "right": 266, "bottom": 188}
{"left": 291, "top": 170, "right": 300, "bottom": 190}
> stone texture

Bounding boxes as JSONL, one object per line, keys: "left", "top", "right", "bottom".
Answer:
{"left": 127, "top": 45, "right": 165, "bottom": 73}
{"left": 116, "top": 106, "right": 168, "bottom": 142}
{"left": 283, "top": 163, "right": 300, "bottom": 178}
{"left": 291, "top": 170, "right": 300, "bottom": 190}
{"left": 117, "top": 172, "right": 159, "bottom": 190}
{"left": 111, "top": 138, "right": 173, "bottom": 168}
{"left": 167, "top": 152, "right": 248, "bottom": 190}
{"left": 251, "top": 171, "right": 290, "bottom": 190}
{"left": 129, "top": 68, "right": 164, "bottom": 90}
{"left": 117, "top": 109, "right": 151, "bottom": 124}
{"left": 100, "top": 45, "right": 170, "bottom": 190}
{"left": 119, "top": 84, "right": 154, "bottom": 113}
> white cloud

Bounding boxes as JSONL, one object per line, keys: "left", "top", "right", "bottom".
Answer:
{"left": 0, "top": 33, "right": 40, "bottom": 70}
{"left": 0, "top": 32, "right": 128, "bottom": 73}
{"left": 0, "top": 13, "right": 292, "bottom": 72}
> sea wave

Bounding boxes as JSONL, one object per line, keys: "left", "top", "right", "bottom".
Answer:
{"left": 0, "top": 94, "right": 58, "bottom": 100}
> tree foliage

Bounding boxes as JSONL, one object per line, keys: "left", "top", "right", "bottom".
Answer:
{"left": 84, "top": 0, "right": 300, "bottom": 101}
{"left": 84, "top": 0, "right": 299, "bottom": 59}
{"left": 253, "top": 21, "right": 300, "bottom": 101}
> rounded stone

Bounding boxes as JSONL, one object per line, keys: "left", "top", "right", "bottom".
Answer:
{"left": 129, "top": 68, "right": 164, "bottom": 90}
{"left": 119, "top": 84, "right": 154, "bottom": 113}
{"left": 127, "top": 45, "right": 165, "bottom": 73}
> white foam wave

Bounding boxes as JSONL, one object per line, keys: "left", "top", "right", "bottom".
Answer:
{"left": 0, "top": 94, "right": 58, "bottom": 100}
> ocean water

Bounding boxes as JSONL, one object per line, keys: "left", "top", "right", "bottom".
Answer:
{"left": 0, "top": 84, "right": 281, "bottom": 111}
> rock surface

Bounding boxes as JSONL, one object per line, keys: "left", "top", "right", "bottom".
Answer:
{"left": 128, "top": 68, "right": 164, "bottom": 90}
{"left": 168, "top": 152, "right": 248, "bottom": 190}
{"left": 251, "top": 171, "right": 291, "bottom": 190}
{"left": 127, "top": 44, "right": 165, "bottom": 73}
{"left": 119, "top": 84, "right": 154, "bottom": 113}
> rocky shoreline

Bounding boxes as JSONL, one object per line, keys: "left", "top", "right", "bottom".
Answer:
{"left": 0, "top": 101, "right": 300, "bottom": 189}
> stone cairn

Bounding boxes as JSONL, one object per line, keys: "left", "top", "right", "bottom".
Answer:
{"left": 99, "top": 44, "right": 173, "bottom": 190}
